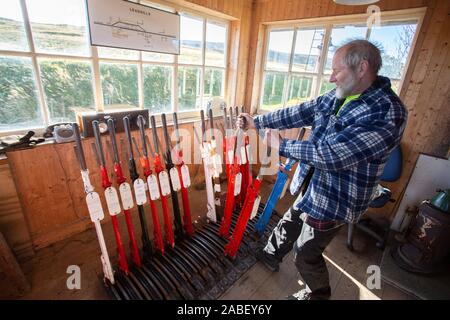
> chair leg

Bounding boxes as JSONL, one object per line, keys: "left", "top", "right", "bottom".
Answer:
{"left": 347, "top": 223, "right": 355, "bottom": 251}
{"left": 354, "top": 223, "right": 386, "bottom": 250}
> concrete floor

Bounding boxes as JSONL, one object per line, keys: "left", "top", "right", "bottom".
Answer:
{"left": 1, "top": 180, "right": 413, "bottom": 300}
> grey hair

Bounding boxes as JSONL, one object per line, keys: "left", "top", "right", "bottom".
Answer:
{"left": 337, "top": 40, "right": 382, "bottom": 75}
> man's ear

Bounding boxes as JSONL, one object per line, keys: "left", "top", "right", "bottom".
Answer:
{"left": 359, "top": 60, "right": 370, "bottom": 77}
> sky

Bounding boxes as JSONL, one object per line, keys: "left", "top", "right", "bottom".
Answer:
{"left": 1, "top": 0, "right": 87, "bottom": 26}
{"left": 268, "top": 22, "right": 417, "bottom": 59}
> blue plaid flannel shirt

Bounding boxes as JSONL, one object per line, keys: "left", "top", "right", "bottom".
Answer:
{"left": 254, "top": 76, "right": 408, "bottom": 223}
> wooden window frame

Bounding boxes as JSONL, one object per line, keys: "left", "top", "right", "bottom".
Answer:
{"left": 0, "top": 0, "right": 230, "bottom": 135}
{"left": 253, "top": 7, "right": 426, "bottom": 115}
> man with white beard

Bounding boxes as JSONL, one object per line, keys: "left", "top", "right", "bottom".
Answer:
{"left": 237, "top": 40, "right": 408, "bottom": 300}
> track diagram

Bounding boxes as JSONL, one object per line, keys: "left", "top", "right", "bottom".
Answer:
{"left": 94, "top": 17, "right": 176, "bottom": 44}
{"left": 86, "top": 0, "right": 180, "bottom": 54}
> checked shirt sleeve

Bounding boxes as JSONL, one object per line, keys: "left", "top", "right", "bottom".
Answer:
{"left": 279, "top": 118, "right": 402, "bottom": 171}
{"left": 254, "top": 96, "right": 320, "bottom": 131}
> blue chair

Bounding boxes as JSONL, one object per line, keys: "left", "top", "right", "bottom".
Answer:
{"left": 347, "top": 145, "right": 403, "bottom": 251}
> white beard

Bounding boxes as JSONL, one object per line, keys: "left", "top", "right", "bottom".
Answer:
{"left": 335, "top": 72, "right": 358, "bottom": 99}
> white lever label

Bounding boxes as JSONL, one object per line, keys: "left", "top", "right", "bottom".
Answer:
{"left": 159, "top": 171, "right": 171, "bottom": 196}
{"left": 246, "top": 145, "right": 252, "bottom": 163}
{"left": 201, "top": 146, "right": 208, "bottom": 159}
{"left": 86, "top": 192, "right": 104, "bottom": 222}
{"left": 202, "top": 142, "right": 211, "bottom": 159}
{"left": 104, "top": 187, "right": 121, "bottom": 216}
{"left": 206, "top": 206, "right": 216, "bottom": 223}
{"left": 280, "top": 179, "right": 290, "bottom": 199}
{"left": 181, "top": 164, "right": 191, "bottom": 187}
{"left": 147, "top": 175, "right": 160, "bottom": 200}
{"left": 81, "top": 170, "right": 94, "bottom": 193}
{"left": 234, "top": 172, "right": 242, "bottom": 196}
{"left": 119, "top": 182, "right": 134, "bottom": 210}
{"left": 250, "top": 195, "right": 261, "bottom": 220}
{"left": 133, "top": 179, "right": 147, "bottom": 205}
{"left": 240, "top": 146, "right": 247, "bottom": 164}
{"left": 214, "top": 154, "right": 223, "bottom": 174}
{"left": 169, "top": 167, "right": 181, "bottom": 191}
{"left": 227, "top": 150, "right": 234, "bottom": 164}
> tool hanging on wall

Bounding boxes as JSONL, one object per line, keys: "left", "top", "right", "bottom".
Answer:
{"left": 136, "top": 115, "right": 165, "bottom": 255}
{"left": 123, "top": 116, "right": 154, "bottom": 259}
{"left": 219, "top": 107, "right": 243, "bottom": 238}
{"left": 150, "top": 115, "right": 175, "bottom": 248}
{"left": 254, "top": 127, "right": 306, "bottom": 235}
{"left": 208, "top": 108, "right": 223, "bottom": 221}
{"left": 107, "top": 118, "right": 142, "bottom": 268}
{"left": 161, "top": 113, "right": 184, "bottom": 241}
{"left": 72, "top": 123, "right": 116, "bottom": 287}
{"left": 224, "top": 129, "right": 274, "bottom": 258}
{"left": 172, "top": 112, "right": 194, "bottom": 236}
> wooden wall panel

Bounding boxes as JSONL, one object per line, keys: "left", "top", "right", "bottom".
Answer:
{"left": 376, "top": 0, "right": 450, "bottom": 219}
{"left": 169, "top": 0, "right": 250, "bottom": 18}
{"left": 245, "top": 0, "right": 450, "bottom": 221}
{"left": 229, "top": 0, "right": 253, "bottom": 106}
{"left": 7, "top": 144, "right": 92, "bottom": 250}
{"left": 0, "top": 163, "right": 34, "bottom": 260}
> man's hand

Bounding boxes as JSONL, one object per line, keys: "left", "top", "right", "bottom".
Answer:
{"left": 236, "top": 113, "right": 255, "bottom": 131}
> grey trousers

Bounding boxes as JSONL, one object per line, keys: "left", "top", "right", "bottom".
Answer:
{"left": 264, "top": 207, "right": 343, "bottom": 293}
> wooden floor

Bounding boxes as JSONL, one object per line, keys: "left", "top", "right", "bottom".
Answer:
{"left": 1, "top": 182, "right": 414, "bottom": 300}
{"left": 220, "top": 228, "right": 414, "bottom": 300}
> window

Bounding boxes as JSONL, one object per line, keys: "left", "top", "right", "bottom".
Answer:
{"left": 0, "top": 0, "right": 228, "bottom": 133}
{"left": 39, "top": 58, "right": 95, "bottom": 122}
{"left": 324, "top": 24, "right": 367, "bottom": 74}
{"left": 27, "top": 0, "right": 91, "bottom": 56}
{"left": 100, "top": 62, "right": 139, "bottom": 109}
{"left": 178, "top": 14, "right": 227, "bottom": 110}
{"left": 143, "top": 65, "right": 173, "bottom": 113}
{"left": 204, "top": 68, "right": 225, "bottom": 101}
{"left": 261, "top": 27, "right": 324, "bottom": 111}
{"left": 180, "top": 15, "right": 203, "bottom": 65}
{"left": 0, "top": 0, "right": 29, "bottom": 52}
{"left": 0, "top": 56, "right": 42, "bottom": 131}
{"left": 369, "top": 21, "right": 417, "bottom": 92}
{"left": 205, "top": 22, "right": 226, "bottom": 67}
{"left": 259, "top": 12, "right": 422, "bottom": 112}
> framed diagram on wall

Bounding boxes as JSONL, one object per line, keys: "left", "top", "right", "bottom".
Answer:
{"left": 85, "top": 0, "right": 180, "bottom": 54}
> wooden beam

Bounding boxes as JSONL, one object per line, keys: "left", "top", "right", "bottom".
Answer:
{"left": 0, "top": 231, "right": 30, "bottom": 294}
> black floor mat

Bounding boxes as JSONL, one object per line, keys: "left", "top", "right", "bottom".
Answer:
{"left": 103, "top": 202, "right": 280, "bottom": 300}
